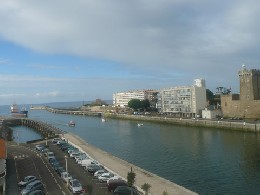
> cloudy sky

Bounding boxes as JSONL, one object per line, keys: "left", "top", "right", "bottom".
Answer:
{"left": 0, "top": 0, "right": 259, "bottom": 105}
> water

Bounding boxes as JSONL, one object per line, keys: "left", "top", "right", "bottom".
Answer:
{"left": 1, "top": 103, "right": 260, "bottom": 194}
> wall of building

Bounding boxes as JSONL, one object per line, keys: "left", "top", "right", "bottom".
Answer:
{"left": 221, "top": 95, "right": 260, "bottom": 119}
{"left": 221, "top": 66, "right": 260, "bottom": 119}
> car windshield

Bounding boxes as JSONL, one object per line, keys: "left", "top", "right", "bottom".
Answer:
{"left": 25, "top": 183, "right": 34, "bottom": 190}
{"left": 72, "top": 180, "right": 81, "bottom": 187}
{"left": 24, "top": 177, "right": 31, "bottom": 182}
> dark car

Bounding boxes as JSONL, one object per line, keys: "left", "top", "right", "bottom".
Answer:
{"left": 18, "top": 176, "right": 38, "bottom": 188}
{"left": 28, "top": 190, "right": 45, "bottom": 195}
{"left": 56, "top": 166, "right": 66, "bottom": 176}
{"left": 61, "top": 144, "right": 71, "bottom": 151}
{"left": 107, "top": 179, "right": 128, "bottom": 192}
{"left": 86, "top": 164, "right": 104, "bottom": 175}
{"left": 113, "top": 186, "right": 139, "bottom": 195}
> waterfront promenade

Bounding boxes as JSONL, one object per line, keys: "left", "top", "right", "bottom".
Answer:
{"left": 63, "top": 133, "right": 198, "bottom": 195}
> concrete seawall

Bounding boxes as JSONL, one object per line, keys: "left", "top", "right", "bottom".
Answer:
{"left": 63, "top": 133, "right": 198, "bottom": 195}
{"left": 106, "top": 114, "right": 260, "bottom": 133}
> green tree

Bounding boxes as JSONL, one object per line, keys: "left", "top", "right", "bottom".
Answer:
{"left": 128, "top": 99, "right": 150, "bottom": 111}
{"left": 206, "top": 89, "right": 214, "bottom": 105}
{"left": 141, "top": 183, "right": 151, "bottom": 195}
{"left": 142, "top": 99, "right": 150, "bottom": 110}
{"left": 127, "top": 170, "right": 136, "bottom": 187}
{"left": 128, "top": 99, "right": 142, "bottom": 110}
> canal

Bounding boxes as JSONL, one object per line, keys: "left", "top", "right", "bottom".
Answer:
{"left": 2, "top": 105, "right": 260, "bottom": 194}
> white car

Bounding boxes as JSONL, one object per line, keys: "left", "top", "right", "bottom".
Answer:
{"left": 68, "top": 179, "right": 83, "bottom": 194}
{"left": 94, "top": 169, "right": 107, "bottom": 178}
{"left": 61, "top": 172, "right": 72, "bottom": 183}
{"left": 35, "top": 144, "right": 44, "bottom": 151}
{"left": 106, "top": 175, "right": 121, "bottom": 183}
{"left": 70, "top": 151, "right": 80, "bottom": 158}
{"left": 98, "top": 172, "right": 114, "bottom": 182}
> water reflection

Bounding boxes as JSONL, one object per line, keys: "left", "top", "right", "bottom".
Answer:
{"left": 1, "top": 106, "right": 259, "bottom": 195}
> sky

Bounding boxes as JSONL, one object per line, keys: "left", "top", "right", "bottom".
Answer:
{"left": 0, "top": 0, "right": 259, "bottom": 105}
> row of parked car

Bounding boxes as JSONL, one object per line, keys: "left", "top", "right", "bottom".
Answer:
{"left": 18, "top": 175, "right": 45, "bottom": 195}
{"left": 53, "top": 137, "right": 140, "bottom": 194}
{"left": 36, "top": 141, "right": 84, "bottom": 194}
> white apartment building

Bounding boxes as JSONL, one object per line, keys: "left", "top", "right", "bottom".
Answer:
{"left": 157, "top": 79, "right": 207, "bottom": 117}
{"left": 113, "top": 90, "right": 146, "bottom": 107}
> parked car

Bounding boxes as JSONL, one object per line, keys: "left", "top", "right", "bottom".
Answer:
{"left": 28, "top": 190, "right": 45, "bottom": 195}
{"left": 61, "top": 172, "right": 72, "bottom": 183}
{"left": 113, "top": 186, "right": 139, "bottom": 195}
{"left": 35, "top": 145, "right": 44, "bottom": 151}
{"left": 52, "top": 138, "right": 61, "bottom": 144}
{"left": 68, "top": 179, "right": 83, "bottom": 194}
{"left": 107, "top": 175, "right": 121, "bottom": 183}
{"left": 56, "top": 166, "right": 66, "bottom": 176}
{"left": 18, "top": 176, "right": 38, "bottom": 188}
{"left": 69, "top": 151, "right": 80, "bottom": 158}
{"left": 49, "top": 158, "right": 59, "bottom": 166}
{"left": 98, "top": 172, "right": 114, "bottom": 182}
{"left": 94, "top": 169, "right": 108, "bottom": 178}
{"left": 86, "top": 164, "right": 104, "bottom": 175}
{"left": 75, "top": 155, "right": 89, "bottom": 164}
{"left": 21, "top": 180, "right": 43, "bottom": 195}
{"left": 107, "top": 179, "right": 128, "bottom": 192}
{"left": 47, "top": 152, "right": 55, "bottom": 161}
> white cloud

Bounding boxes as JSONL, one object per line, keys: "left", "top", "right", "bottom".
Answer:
{"left": 0, "top": 0, "right": 259, "bottom": 104}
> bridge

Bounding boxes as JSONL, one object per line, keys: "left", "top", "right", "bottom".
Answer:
{"left": 1, "top": 117, "right": 62, "bottom": 139}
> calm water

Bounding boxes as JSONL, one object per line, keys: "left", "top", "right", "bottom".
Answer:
{"left": 1, "top": 104, "right": 260, "bottom": 194}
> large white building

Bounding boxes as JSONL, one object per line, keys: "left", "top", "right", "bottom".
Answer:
{"left": 113, "top": 90, "right": 146, "bottom": 107}
{"left": 157, "top": 79, "right": 207, "bottom": 118}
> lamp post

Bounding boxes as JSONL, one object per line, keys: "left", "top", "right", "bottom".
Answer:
{"left": 65, "top": 155, "right": 68, "bottom": 172}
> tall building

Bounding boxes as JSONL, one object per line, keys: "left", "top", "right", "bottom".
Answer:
{"left": 221, "top": 65, "right": 260, "bottom": 119}
{"left": 239, "top": 64, "right": 260, "bottom": 101}
{"left": 157, "top": 79, "right": 207, "bottom": 118}
{"left": 113, "top": 90, "right": 158, "bottom": 108}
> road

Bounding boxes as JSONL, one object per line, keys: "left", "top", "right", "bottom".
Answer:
{"left": 6, "top": 140, "right": 114, "bottom": 195}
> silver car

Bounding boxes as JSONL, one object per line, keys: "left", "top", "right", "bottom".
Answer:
{"left": 18, "top": 176, "right": 37, "bottom": 188}
{"left": 21, "top": 180, "right": 43, "bottom": 195}
{"left": 68, "top": 179, "right": 83, "bottom": 194}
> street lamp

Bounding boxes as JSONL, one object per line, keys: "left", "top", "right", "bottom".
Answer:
{"left": 65, "top": 155, "right": 68, "bottom": 172}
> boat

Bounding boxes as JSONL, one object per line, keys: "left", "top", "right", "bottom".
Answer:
{"left": 10, "top": 104, "right": 28, "bottom": 117}
{"left": 137, "top": 123, "right": 143, "bottom": 127}
{"left": 101, "top": 118, "right": 106, "bottom": 122}
{"left": 68, "top": 121, "right": 75, "bottom": 126}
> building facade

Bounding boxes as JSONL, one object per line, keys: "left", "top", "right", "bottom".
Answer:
{"left": 113, "top": 90, "right": 158, "bottom": 108}
{"left": 157, "top": 79, "right": 207, "bottom": 118}
{"left": 221, "top": 65, "right": 260, "bottom": 119}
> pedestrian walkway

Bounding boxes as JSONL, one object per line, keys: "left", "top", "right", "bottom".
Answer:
{"left": 64, "top": 133, "right": 198, "bottom": 195}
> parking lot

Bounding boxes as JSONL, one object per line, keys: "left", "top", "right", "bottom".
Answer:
{"left": 6, "top": 140, "right": 114, "bottom": 195}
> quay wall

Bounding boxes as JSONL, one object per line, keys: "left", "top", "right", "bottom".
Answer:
{"left": 64, "top": 133, "right": 198, "bottom": 195}
{"left": 41, "top": 106, "right": 260, "bottom": 132}
{"left": 44, "top": 107, "right": 102, "bottom": 116}
{"left": 105, "top": 114, "right": 260, "bottom": 132}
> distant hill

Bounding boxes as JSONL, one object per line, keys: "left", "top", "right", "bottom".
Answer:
{"left": 32, "top": 100, "right": 113, "bottom": 109}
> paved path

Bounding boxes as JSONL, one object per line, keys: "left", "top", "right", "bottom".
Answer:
{"left": 64, "top": 133, "right": 198, "bottom": 195}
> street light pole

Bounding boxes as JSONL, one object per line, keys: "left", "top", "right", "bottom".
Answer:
{"left": 65, "top": 155, "right": 68, "bottom": 172}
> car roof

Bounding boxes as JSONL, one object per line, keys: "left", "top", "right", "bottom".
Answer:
{"left": 27, "top": 180, "right": 41, "bottom": 186}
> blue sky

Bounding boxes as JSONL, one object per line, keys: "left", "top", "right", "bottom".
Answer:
{"left": 0, "top": 0, "right": 259, "bottom": 105}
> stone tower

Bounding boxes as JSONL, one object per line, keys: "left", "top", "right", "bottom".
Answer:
{"left": 238, "top": 64, "right": 260, "bottom": 101}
